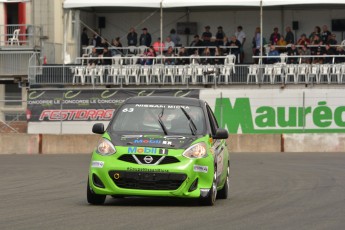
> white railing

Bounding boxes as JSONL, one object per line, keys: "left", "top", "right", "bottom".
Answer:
{"left": 0, "top": 24, "right": 42, "bottom": 49}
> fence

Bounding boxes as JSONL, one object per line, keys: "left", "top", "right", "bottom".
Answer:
{"left": 27, "top": 55, "right": 345, "bottom": 88}
{"left": 0, "top": 51, "right": 36, "bottom": 76}
{"left": 0, "top": 99, "right": 27, "bottom": 133}
{"left": 0, "top": 24, "right": 42, "bottom": 48}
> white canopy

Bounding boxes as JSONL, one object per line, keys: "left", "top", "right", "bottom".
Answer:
{"left": 63, "top": 0, "right": 345, "bottom": 8}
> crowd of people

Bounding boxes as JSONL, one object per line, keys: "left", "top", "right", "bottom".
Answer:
{"left": 253, "top": 25, "right": 345, "bottom": 64}
{"left": 81, "top": 24, "right": 345, "bottom": 66}
{"left": 81, "top": 25, "right": 246, "bottom": 66}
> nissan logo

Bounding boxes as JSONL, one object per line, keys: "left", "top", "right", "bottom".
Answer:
{"left": 143, "top": 156, "right": 154, "bottom": 164}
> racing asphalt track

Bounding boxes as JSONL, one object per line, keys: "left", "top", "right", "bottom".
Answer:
{"left": 0, "top": 152, "right": 345, "bottom": 230}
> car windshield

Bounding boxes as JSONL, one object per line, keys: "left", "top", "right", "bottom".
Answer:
{"left": 110, "top": 103, "right": 206, "bottom": 135}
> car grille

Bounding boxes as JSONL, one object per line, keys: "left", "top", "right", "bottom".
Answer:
{"left": 118, "top": 154, "right": 180, "bottom": 165}
{"left": 109, "top": 170, "right": 187, "bottom": 190}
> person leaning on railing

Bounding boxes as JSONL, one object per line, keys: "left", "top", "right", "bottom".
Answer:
{"left": 323, "top": 44, "right": 335, "bottom": 64}
{"left": 175, "top": 47, "right": 190, "bottom": 65}
{"left": 266, "top": 45, "right": 280, "bottom": 64}
{"left": 335, "top": 46, "right": 345, "bottom": 63}
{"left": 287, "top": 44, "right": 298, "bottom": 64}
{"left": 299, "top": 44, "right": 311, "bottom": 64}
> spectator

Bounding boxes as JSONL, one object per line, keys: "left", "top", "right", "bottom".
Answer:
{"left": 299, "top": 44, "right": 311, "bottom": 64}
{"left": 284, "top": 26, "right": 294, "bottom": 44}
{"left": 309, "top": 26, "right": 321, "bottom": 41}
{"left": 209, "top": 37, "right": 217, "bottom": 55}
{"left": 81, "top": 27, "right": 89, "bottom": 47}
{"left": 321, "top": 25, "right": 331, "bottom": 44}
{"left": 92, "top": 29, "right": 102, "bottom": 47}
{"left": 169, "top": 28, "right": 181, "bottom": 46}
{"left": 214, "top": 47, "right": 224, "bottom": 65}
{"left": 127, "top": 27, "right": 138, "bottom": 46}
{"left": 164, "top": 46, "right": 175, "bottom": 65}
{"left": 202, "top": 25, "right": 212, "bottom": 46}
{"left": 228, "top": 36, "right": 241, "bottom": 61}
{"left": 140, "top": 46, "right": 155, "bottom": 65}
{"left": 189, "top": 34, "right": 203, "bottom": 55}
{"left": 235, "top": 25, "right": 246, "bottom": 63}
{"left": 176, "top": 47, "right": 190, "bottom": 65}
{"left": 111, "top": 37, "right": 123, "bottom": 56}
{"left": 139, "top": 28, "right": 152, "bottom": 47}
{"left": 323, "top": 43, "right": 334, "bottom": 64}
{"left": 312, "top": 45, "right": 325, "bottom": 64}
{"left": 164, "top": 37, "right": 175, "bottom": 52}
{"left": 201, "top": 47, "right": 213, "bottom": 65}
{"left": 221, "top": 36, "right": 230, "bottom": 55}
{"left": 190, "top": 49, "right": 201, "bottom": 64}
{"left": 267, "top": 45, "right": 280, "bottom": 64}
{"left": 153, "top": 37, "right": 165, "bottom": 53}
{"left": 102, "top": 47, "right": 112, "bottom": 65}
{"left": 310, "top": 34, "right": 322, "bottom": 56}
{"left": 297, "top": 34, "right": 310, "bottom": 46}
{"left": 328, "top": 34, "right": 338, "bottom": 52}
{"left": 216, "top": 26, "right": 226, "bottom": 46}
{"left": 88, "top": 47, "right": 100, "bottom": 66}
{"left": 252, "top": 27, "right": 261, "bottom": 56}
{"left": 277, "top": 36, "right": 287, "bottom": 53}
{"left": 335, "top": 46, "right": 345, "bottom": 63}
{"left": 287, "top": 44, "right": 299, "bottom": 64}
{"left": 269, "top": 27, "right": 281, "bottom": 45}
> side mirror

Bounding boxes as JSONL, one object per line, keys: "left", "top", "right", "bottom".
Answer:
{"left": 92, "top": 123, "right": 105, "bottom": 134}
{"left": 213, "top": 128, "right": 228, "bottom": 139}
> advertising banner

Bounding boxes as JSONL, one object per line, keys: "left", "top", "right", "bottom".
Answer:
{"left": 27, "top": 89, "right": 199, "bottom": 122}
{"left": 201, "top": 88, "right": 345, "bottom": 134}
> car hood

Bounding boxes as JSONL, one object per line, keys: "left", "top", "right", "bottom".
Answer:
{"left": 108, "top": 133, "right": 201, "bottom": 149}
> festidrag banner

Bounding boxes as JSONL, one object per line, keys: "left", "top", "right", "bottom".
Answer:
{"left": 27, "top": 89, "right": 200, "bottom": 122}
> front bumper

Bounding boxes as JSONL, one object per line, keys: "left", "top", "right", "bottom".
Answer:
{"left": 88, "top": 152, "right": 214, "bottom": 198}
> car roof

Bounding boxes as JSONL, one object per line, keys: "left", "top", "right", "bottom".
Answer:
{"left": 125, "top": 96, "right": 204, "bottom": 106}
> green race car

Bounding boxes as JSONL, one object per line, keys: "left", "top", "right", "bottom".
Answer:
{"left": 87, "top": 96, "right": 230, "bottom": 206}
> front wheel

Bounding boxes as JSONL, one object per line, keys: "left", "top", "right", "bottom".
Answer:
{"left": 199, "top": 168, "right": 217, "bottom": 206}
{"left": 87, "top": 178, "right": 106, "bottom": 205}
{"left": 217, "top": 164, "right": 230, "bottom": 199}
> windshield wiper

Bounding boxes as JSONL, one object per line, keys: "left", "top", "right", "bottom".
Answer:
{"left": 180, "top": 107, "right": 197, "bottom": 135}
{"left": 158, "top": 108, "right": 168, "bottom": 135}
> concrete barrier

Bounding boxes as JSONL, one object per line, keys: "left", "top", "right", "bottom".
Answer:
{"left": 0, "top": 133, "right": 39, "bottom": 154}
{"left": 41, "top": 134, "right": 100, "bottom": 154}
{"left": 284, "top": 134, "right": 345, "bottom": 152}
{"left": 227, "top": 134, "right": 281, "bottom": 152}
{"left": 2, "top": 133, "right": 345, "bottom": 154}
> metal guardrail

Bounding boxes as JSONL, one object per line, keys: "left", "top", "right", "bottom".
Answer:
{"left": 0, "top": 51, "right": 36, "bottom": 76}
{"left": 0, "top": 24, "right": 42, "bottom": 49}
{"left": 27, "top": 63, "right": 345, "bottom": 88}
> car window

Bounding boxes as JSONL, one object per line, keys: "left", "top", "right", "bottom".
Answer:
{"left": 110, "top": 104, "right": 206, "bottom": 135}
{"left": 206, "top": 104, "right": 219, "bottom": 135}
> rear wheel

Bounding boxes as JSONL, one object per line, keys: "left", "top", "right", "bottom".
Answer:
{"left": 217, "top": 164, "right": 230, "bottom": 199}
{"left": 87, "top": 178, "right": 106, "bottom": 205}
{"left": 199, "top": 168, "right": 217, "bottom": 206}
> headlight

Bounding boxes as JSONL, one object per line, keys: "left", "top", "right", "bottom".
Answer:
{"left": 182, "top": 142, "right": 208, "bottom": 159}
{"left": 96, "top": 138, "right": 116, "bottom": 156}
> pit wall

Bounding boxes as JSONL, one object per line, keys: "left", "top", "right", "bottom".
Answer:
{"left": 2, "top": 133, "right": 345, "bottom": 154}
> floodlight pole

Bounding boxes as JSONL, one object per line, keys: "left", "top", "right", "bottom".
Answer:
{"left": 160, "top": 1, "right": 163, "bottom": 57}
{"left": 260, "top": 0, "right": 263, "bottom": 65}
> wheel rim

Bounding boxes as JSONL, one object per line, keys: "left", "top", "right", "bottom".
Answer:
{"left": 226, "top": 166, "right": 230, "bottom": 191}
{"left": 212, "top": 171, "right": 217, "bottom": 203}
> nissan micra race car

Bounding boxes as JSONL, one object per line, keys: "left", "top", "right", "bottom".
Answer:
{"left": 87, "top": 96, "right": 229, "bottom": 206}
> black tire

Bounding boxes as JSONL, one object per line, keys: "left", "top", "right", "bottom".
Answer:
{"left": 217, "top": 164, "right": 230, "bottom": 199}
{"left": 87, "top": 178, "right": 106, "bottom": 205}
{"left": 199, "top": 168, "right": 217, "bottom": 206}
